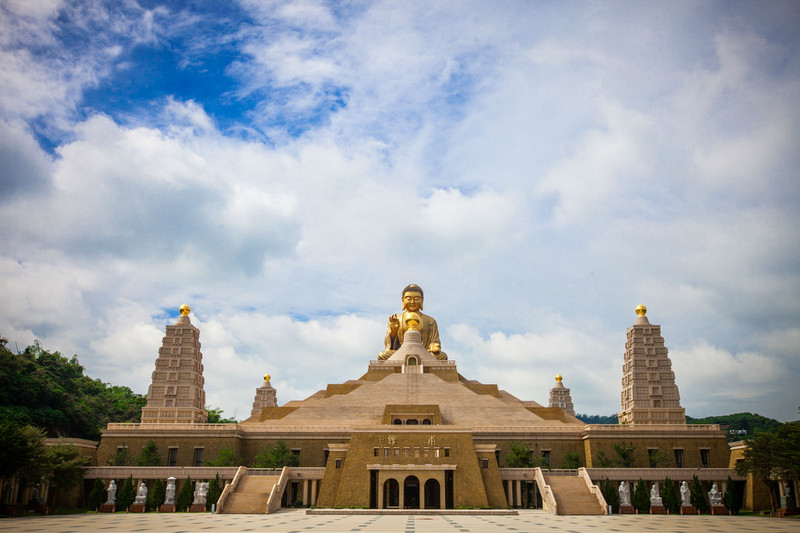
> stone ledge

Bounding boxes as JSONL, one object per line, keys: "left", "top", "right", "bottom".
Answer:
{"left": 306, "top": 509, "right": 518, "bottom": 515}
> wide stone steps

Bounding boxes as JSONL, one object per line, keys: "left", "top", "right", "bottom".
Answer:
{"left": 221, "top": 475, "right": 281, "bottom": 514}
{"left": 545, "top": 476, "right": 603, "bottom": 515}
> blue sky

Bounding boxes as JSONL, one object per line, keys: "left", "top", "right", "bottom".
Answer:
{"left": 1, "top": 0, "right": 799, "bottom": 422}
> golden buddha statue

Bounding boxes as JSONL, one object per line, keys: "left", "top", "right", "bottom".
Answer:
{"left": 378, "top": 284, "right": 447, "bottom": 360}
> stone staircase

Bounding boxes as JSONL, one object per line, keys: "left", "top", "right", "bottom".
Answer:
{"left": 544, "top": 476, "right": 604, "bottom": 515}
{"left": 221, "top": 475, "right": 281, "bottom": 514}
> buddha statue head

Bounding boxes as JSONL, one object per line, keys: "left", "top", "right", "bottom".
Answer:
{"left": 402, "top": 284, "right": 424, "bottom": 312}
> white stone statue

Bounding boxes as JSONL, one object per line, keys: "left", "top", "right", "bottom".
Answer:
{"left": 650, "top": 483, "right": 662, "bottom": 506}
{"left": 680, "top": 481, "right": 691, "bottom": 506}
{"left": 134, "top": 482, "right": 148, "bottom": 504}
{"left": 106, "top": 480, "right": 117, "bottom": 504}
{"left": 708, "top": 482, "right": 722, "bottom": 506}
{"left": 165, "top": 477, "right": 176, "bottom": 504}
{"left": 618, "top": 481, "right": 630, "bottom": 506}
{"left": 193, "top": 482, "right": 209, "bottom": 505}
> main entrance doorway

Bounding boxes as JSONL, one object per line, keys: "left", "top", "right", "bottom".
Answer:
{"left": 424, "top": 479, "right": 440, "bottom": 509}
{"left": 403, "top": 476, "right": 420, "bottom": 509}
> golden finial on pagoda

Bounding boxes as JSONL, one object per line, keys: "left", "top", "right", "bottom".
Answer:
{"left": 264, "top": 373, "right": 271, "bottom": 382}
{"left": 635, "top": 304, "right": 647, "bottom": 317}
{"left": 404, "top": 312, "right": 421, "bottom": 331}
{"left": 555, "top": 374, "right": 563, "bottom": 383}
{"left": 179, "top": 304, "right": 191, "bottom": 316}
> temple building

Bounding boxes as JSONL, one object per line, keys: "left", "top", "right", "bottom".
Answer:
{"left": 93, "top": 285, "right": 738, "bottom": 514}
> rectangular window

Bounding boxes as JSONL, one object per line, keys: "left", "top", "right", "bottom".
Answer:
{"left": 414, "top": 447, "right": 420, "bottom": 457}
{"left": 434, "top": 448, "right": 440, "bottom": 458}
{"left": 193, "top": 447, "right": 203, "bottom": 467}
{"left": 404, "top": 447, "right": 409, "bottom": 457}
{"left": 542, "top": 450, "right": 551, "bottom": 467}
{"left": 444, "top": 447, "right": 450, "bottom": 458}
{"left": 323, "top": 449, "right": 329, "bottom": 466}
{"left": 394, "top": 447, "right": 399, "bottom": 457}
{"left": 674, "top": 449, "right": 684, "bottom": 468}
{"left": 495, "top": 449, "right": 501, "bottom": 466}
{"left": 648, "top": 448, "right": 658, "bottom": 468}
{"left": 384, "top": 447, "right": 389, "bottom": 457}
{"left": 424, "top": 447, "right": 430, "bottom": 457}
{"left": 292, "top": 448, "right": 300, "bottom": 465}
{"left": 335, "top": 458, "right": 342, "bottom": 469}
{"left": 168, "top": 447, "right": 178, "bottom": 467}
{"left": 700, "top": 449, "right": 710, "bottom": 468}
{"left": 482, "top": 458, "right": 489, "bottom": 469}
{"left": 374, "top": 447, "right": 379, "bottom": 457}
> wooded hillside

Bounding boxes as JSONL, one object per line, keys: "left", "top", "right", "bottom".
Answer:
{"left": 0, "top": 337, "right": 146, "bottom": 440}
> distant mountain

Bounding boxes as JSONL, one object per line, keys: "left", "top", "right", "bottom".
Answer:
{"left": 575, "top": 413, "right": 618, "bottom": 424}
{"left": 686, "top": 412, "right": 782, "bottom": 441}
{"left": 575, "top": 411, "right": 782, "bottom": 441}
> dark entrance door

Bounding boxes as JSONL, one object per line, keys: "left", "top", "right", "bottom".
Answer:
{"left": 383, "top": 478, "right": 399, "bottom": 508}
{"left": 404, "top": 476, "right": 420, "bottom": 509}
{"left": 424, "top": 479, "right": 440, "bottom": 509}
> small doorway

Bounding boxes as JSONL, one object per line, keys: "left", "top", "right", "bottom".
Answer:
{"left": 404, "top": 476, "right": 420, "bottom": 509}
{"left": 383, "top": 478, "right": 399, "bottom": 508}
{"left": 424, "top": 479, "right": 441, "bottom": 509}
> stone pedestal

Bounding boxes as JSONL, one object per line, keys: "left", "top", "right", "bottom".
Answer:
{"left": 99, "top": 503, "right": 116, "bottom": 513}
{"left": 710, "top": 505, "right": 727, "bottom": 515}
{"left": 159, "top": 504, "right": 176, "bottom": 513}
{"left": 618, "top": 505, "right": 634, "bottom": 514}
{"left": 129, "top": 503, "right": 146, "bottom": 513}
{"left": 190, "top": 503, "right": 206, "bottom": 512}
{"left": 649, "top": 505, "right": 666, "bottom": 514}
{"left": 680, "top": 505, "right": 697, "bottom": 515}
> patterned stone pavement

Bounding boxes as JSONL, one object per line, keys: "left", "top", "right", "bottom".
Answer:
{"left": 1, "top": 509, "right": 798, "bottom": 533}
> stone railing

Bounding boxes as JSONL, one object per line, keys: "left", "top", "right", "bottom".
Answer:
{"left": 533, "top": 467, "right": 557, "bottom": 515}
{"left": 267, "top": 467, "right": 291, "bottom": 514}
{"left": 585, "top": 467, "right": 744, "bottom": 482}
{"left": 288, "top": 467, "right": 326, "bottom": 480}
{"left": 106, "top": 423, "right": 237, "bottom": 430}
{"left": 246, "top": 468, "right": 283, "bottom": 476}
{"left": 472, "top": 426, "right": 583, "bottom": 433}
{"left": 216, "top": 466, "right": 246, "bottom": 514}
{"left": 585, "top": 424, "right": 721, "bottom": 431}
{"left": 578, "top": 467, "right": 608, "bottom": 515}
{"left": 84, "top": 466, "right": 238, "bottom": 480}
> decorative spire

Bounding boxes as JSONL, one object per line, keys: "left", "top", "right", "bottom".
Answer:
{"left": 264, "top": 373, "right": 271, "bottom": 383}
{"left": 635, "top": 304, "right": 650, "bottom": 325}
{"left": 548, "top": 374, "right": 574, "bottom": 416}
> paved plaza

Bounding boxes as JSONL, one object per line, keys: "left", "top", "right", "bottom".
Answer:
{"left": 1, "top": 510, "right": 799, "bottom": 533}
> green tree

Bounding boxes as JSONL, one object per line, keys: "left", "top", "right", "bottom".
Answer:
{"left": 175, "top": 476, "right": 194, "bottom": 512}
{"left": 206, "top": 406, "right": 237, "bottom": 424}
{"left": 600, "top": 478, "right": 619, "bottom": 513}
{"left": 661, "top": 477, "right": 679, "bottom": 514}
{"left": 690, "top": 475, "right": 708, "bottom": 514}
{"left": 559, "top": 452, "right": 582, "bottom": 469}
{"left": 42, "top": 441, "right": 89, "bottom": 509}
{"left": 613, "top": 443, "right": 636, "bottom": 467}
{"left": 647, "top": 449, "right": 668, "bottom": 468}
{"left": 735, "top": 429, "right": 781, "bottom": 511}
{"left": 204, "top": 445, "right": 242, "bottom": 467}
{"left": 504, "top": 442, "right": 535, "bottom": 468}
{"left": 722, "top": 476, "right": 741, "bottom": 515}
{"left": 250, "top": 441, "right": 299, "bottom": 468}
{"left": 117, "top": 476, "right": 135, "bottom": 511}
{"left": 207, "top": 473, "right": 223, "bottom": 511}
{"left": 107, "top": 446, "right": 129, "bottom": 466}
{"left": 87, "top": 479, "right": 106, "bottom": 511}
{"left": 0, "top": 421, "right": 47, "bottom": 482}
{"left": 148, "top": 478, "right": 165, "bottom": 512}
{"left": 632, "top": 478, "right": 650, "bottom": 513}
{"left": 593, "top": 451, "right": 614, "bottom": 468}
{"left": 136, "top": 440, "right": 161, "bottom": 466}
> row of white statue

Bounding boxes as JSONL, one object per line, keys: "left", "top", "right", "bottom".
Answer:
{"left": 618, "top": 480, "right": 723, "bottom": 507}
{"left": 104, "top": 477, "right": 209, "bottom": 507}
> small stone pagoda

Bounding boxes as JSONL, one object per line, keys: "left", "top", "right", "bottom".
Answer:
{"left": 251, "top": 373, "right": 278, "bottom": 417}
{"left": 548, "top": 374, "right": 575, "bottom": 416}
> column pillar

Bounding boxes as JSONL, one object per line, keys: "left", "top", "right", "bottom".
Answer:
{"left": 398, "top": 478, "right": 404, "bottom": 510}
{"left": 505, "top": 480, "right": 512, "bottom": 506}
{"left": 440, "top": 476, "right": 445, "bottom": 510}
{"left": 311, "top": 479, "right": 318, "bottom": 506}
{"left": 421, "top": 478, "right": 426, "bottom": 509}
{"left": 302, "top": 480, "right": 308, "bottom": 506}
{"left": 515, "top": 480, "right": 522, "bottom": 508}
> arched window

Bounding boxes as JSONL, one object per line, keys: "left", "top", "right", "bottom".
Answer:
{"left": 393, "top": 418, "right": 402, "bottom": 425}
{"left": 407, "top": 356, "right": 418, "bottom": 366}
{"left": 406, "top": 419, "right": 419, "bottom": 425}
{"left": 422, "top": 419, "right": 432, "bottom": 425}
